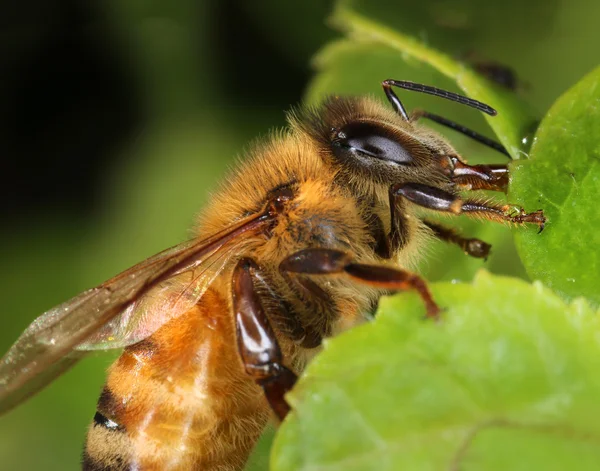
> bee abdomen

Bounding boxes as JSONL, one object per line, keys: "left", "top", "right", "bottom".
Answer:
{"left": 83, "top": 415, "right": 130, "bottom": 470}
{"left": 83, "top": 290, "right": 271, "bottom": 470}
{"left": 82, "top": 450, "right": 127, "bottom": 471}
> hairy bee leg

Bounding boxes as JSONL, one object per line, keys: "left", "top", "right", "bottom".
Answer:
{"left": 232, "top": 258, "right": 297, "bottom": 421}
{"left": 387, "top": 187, "right": 411, "bottom": 254}
{"left": 251, "top": 271, "right": 306, "bottom": 343}
{"left": 424, "top": 220, "right": 491, "bottom": 259}
{"left": 364, "top": 211, "right": 393, "bottom": 259}
{"left": 387, "top": 184, "right": 496, "bottom": 257}
{"left": 280, "top": 249, "right": 440, "bottom": 319}
{"left": 394, "top": 182, "right": 546, "bottom": 232}
{"left": 254, "top": 267, "right": 324, "bottom": 348}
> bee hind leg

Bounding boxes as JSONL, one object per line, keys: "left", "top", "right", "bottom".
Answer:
{"left": 232, "top": 258, "right": 297, "bottom": 421}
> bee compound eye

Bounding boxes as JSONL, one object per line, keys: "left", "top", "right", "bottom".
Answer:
{"left": 333, "top": 121, "right": 414, "bottom": 165}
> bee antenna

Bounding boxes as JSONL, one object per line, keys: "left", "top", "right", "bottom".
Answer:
{"left": 382, "top": 80, "right": 497, "bottom": 120}
{"left": 413, "top": 111, "right": 510, "bottom": 158}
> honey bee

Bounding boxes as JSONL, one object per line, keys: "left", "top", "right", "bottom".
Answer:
{"left": 0, "top": 80, "right": 545, "bottom": 471}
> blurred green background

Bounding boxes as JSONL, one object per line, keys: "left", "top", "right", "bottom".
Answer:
{"left": 1, "top": 0, "right": 599, "bottom": 469}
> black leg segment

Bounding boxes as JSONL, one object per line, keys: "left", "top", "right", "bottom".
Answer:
{"left": 388, "top": 186, "right": 411, "bottom": 254}
{"left": 232, "top": 258, "right": 297, "bottom": 421}
{"left": 280, "top": 248, "right": 440, "bottom": 319}
{"left": 424, "top": 220, "right": 491, "bottom": 259}
{"left": 392, "top": 182, "right": 546, "bottom": 231}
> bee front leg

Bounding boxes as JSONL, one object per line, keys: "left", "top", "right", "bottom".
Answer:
{"left": 410, "top": 110, "right": 510, "bottom": 192}
{"left": 449, "top": 158, "right": 509, "bottom": 192}
{"left": 387, "top": 186, "right": 494, "bottom": 258}
{"left": 386, "top": 184, "right": 492, "bottom": 258}
{"left": 232, "top": 258, "right": 297, "bottom": 421}
{"left": 393, "top": 182, "right": 546, "bottom": 232}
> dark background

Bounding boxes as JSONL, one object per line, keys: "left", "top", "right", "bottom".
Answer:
{"left": 1, "top": 0, "right": 331, "bottom": 225}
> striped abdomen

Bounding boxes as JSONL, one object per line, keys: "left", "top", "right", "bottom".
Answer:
{"left": 83, "top": 287, "right": 270, "bottom": 471}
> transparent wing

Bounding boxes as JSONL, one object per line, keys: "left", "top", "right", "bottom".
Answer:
{"left": 77, "top": 242, "right": 232, "bottom": 350}
{"left": 0, "top": 211, "right": 270, "bottom": 414}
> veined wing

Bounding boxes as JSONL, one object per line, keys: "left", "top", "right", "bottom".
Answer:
{"left": 0, "top": 210, "right": 271, "bottom": 414}
{"left": 76, "top": 239, "right": 233, "bottom": 351}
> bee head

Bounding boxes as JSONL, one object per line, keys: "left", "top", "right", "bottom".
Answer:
{"left": 291, "top": 96, "right": 458, "bottom": 191}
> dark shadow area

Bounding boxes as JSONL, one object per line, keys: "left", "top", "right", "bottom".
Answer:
{"left": 0, "top": 0, "right": 143, "bottom": 222}
{"left": 0, "top": 0, "right": 313, "bottom": 226}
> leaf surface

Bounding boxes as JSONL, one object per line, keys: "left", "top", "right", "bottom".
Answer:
{"left": 510, "top": 66, "right": 600, "bottom": 305}
{"left": 272, "top": 271, "right": 600, "bottom": 470}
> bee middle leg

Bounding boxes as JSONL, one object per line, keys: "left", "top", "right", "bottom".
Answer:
{"left": 280, "top": 248, "right": 441, "bottom": 319}
{"left": 232, "top": 258, "right": 297, "bottom": 421}
{"left": 423, "top": 220, "right": 491, "bottom": 259}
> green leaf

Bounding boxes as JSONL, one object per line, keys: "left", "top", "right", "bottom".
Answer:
{"left": 307, "top": 0, "right": 538, "bottom": 158}
{"left": 510, "top": 66, "right": 600, "bottom": 306}
{"left": 271, "top": 271, "right": 600, "bottom": 470}
{"left": 245, "top": 427, "right": 276, "bottom": 471}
